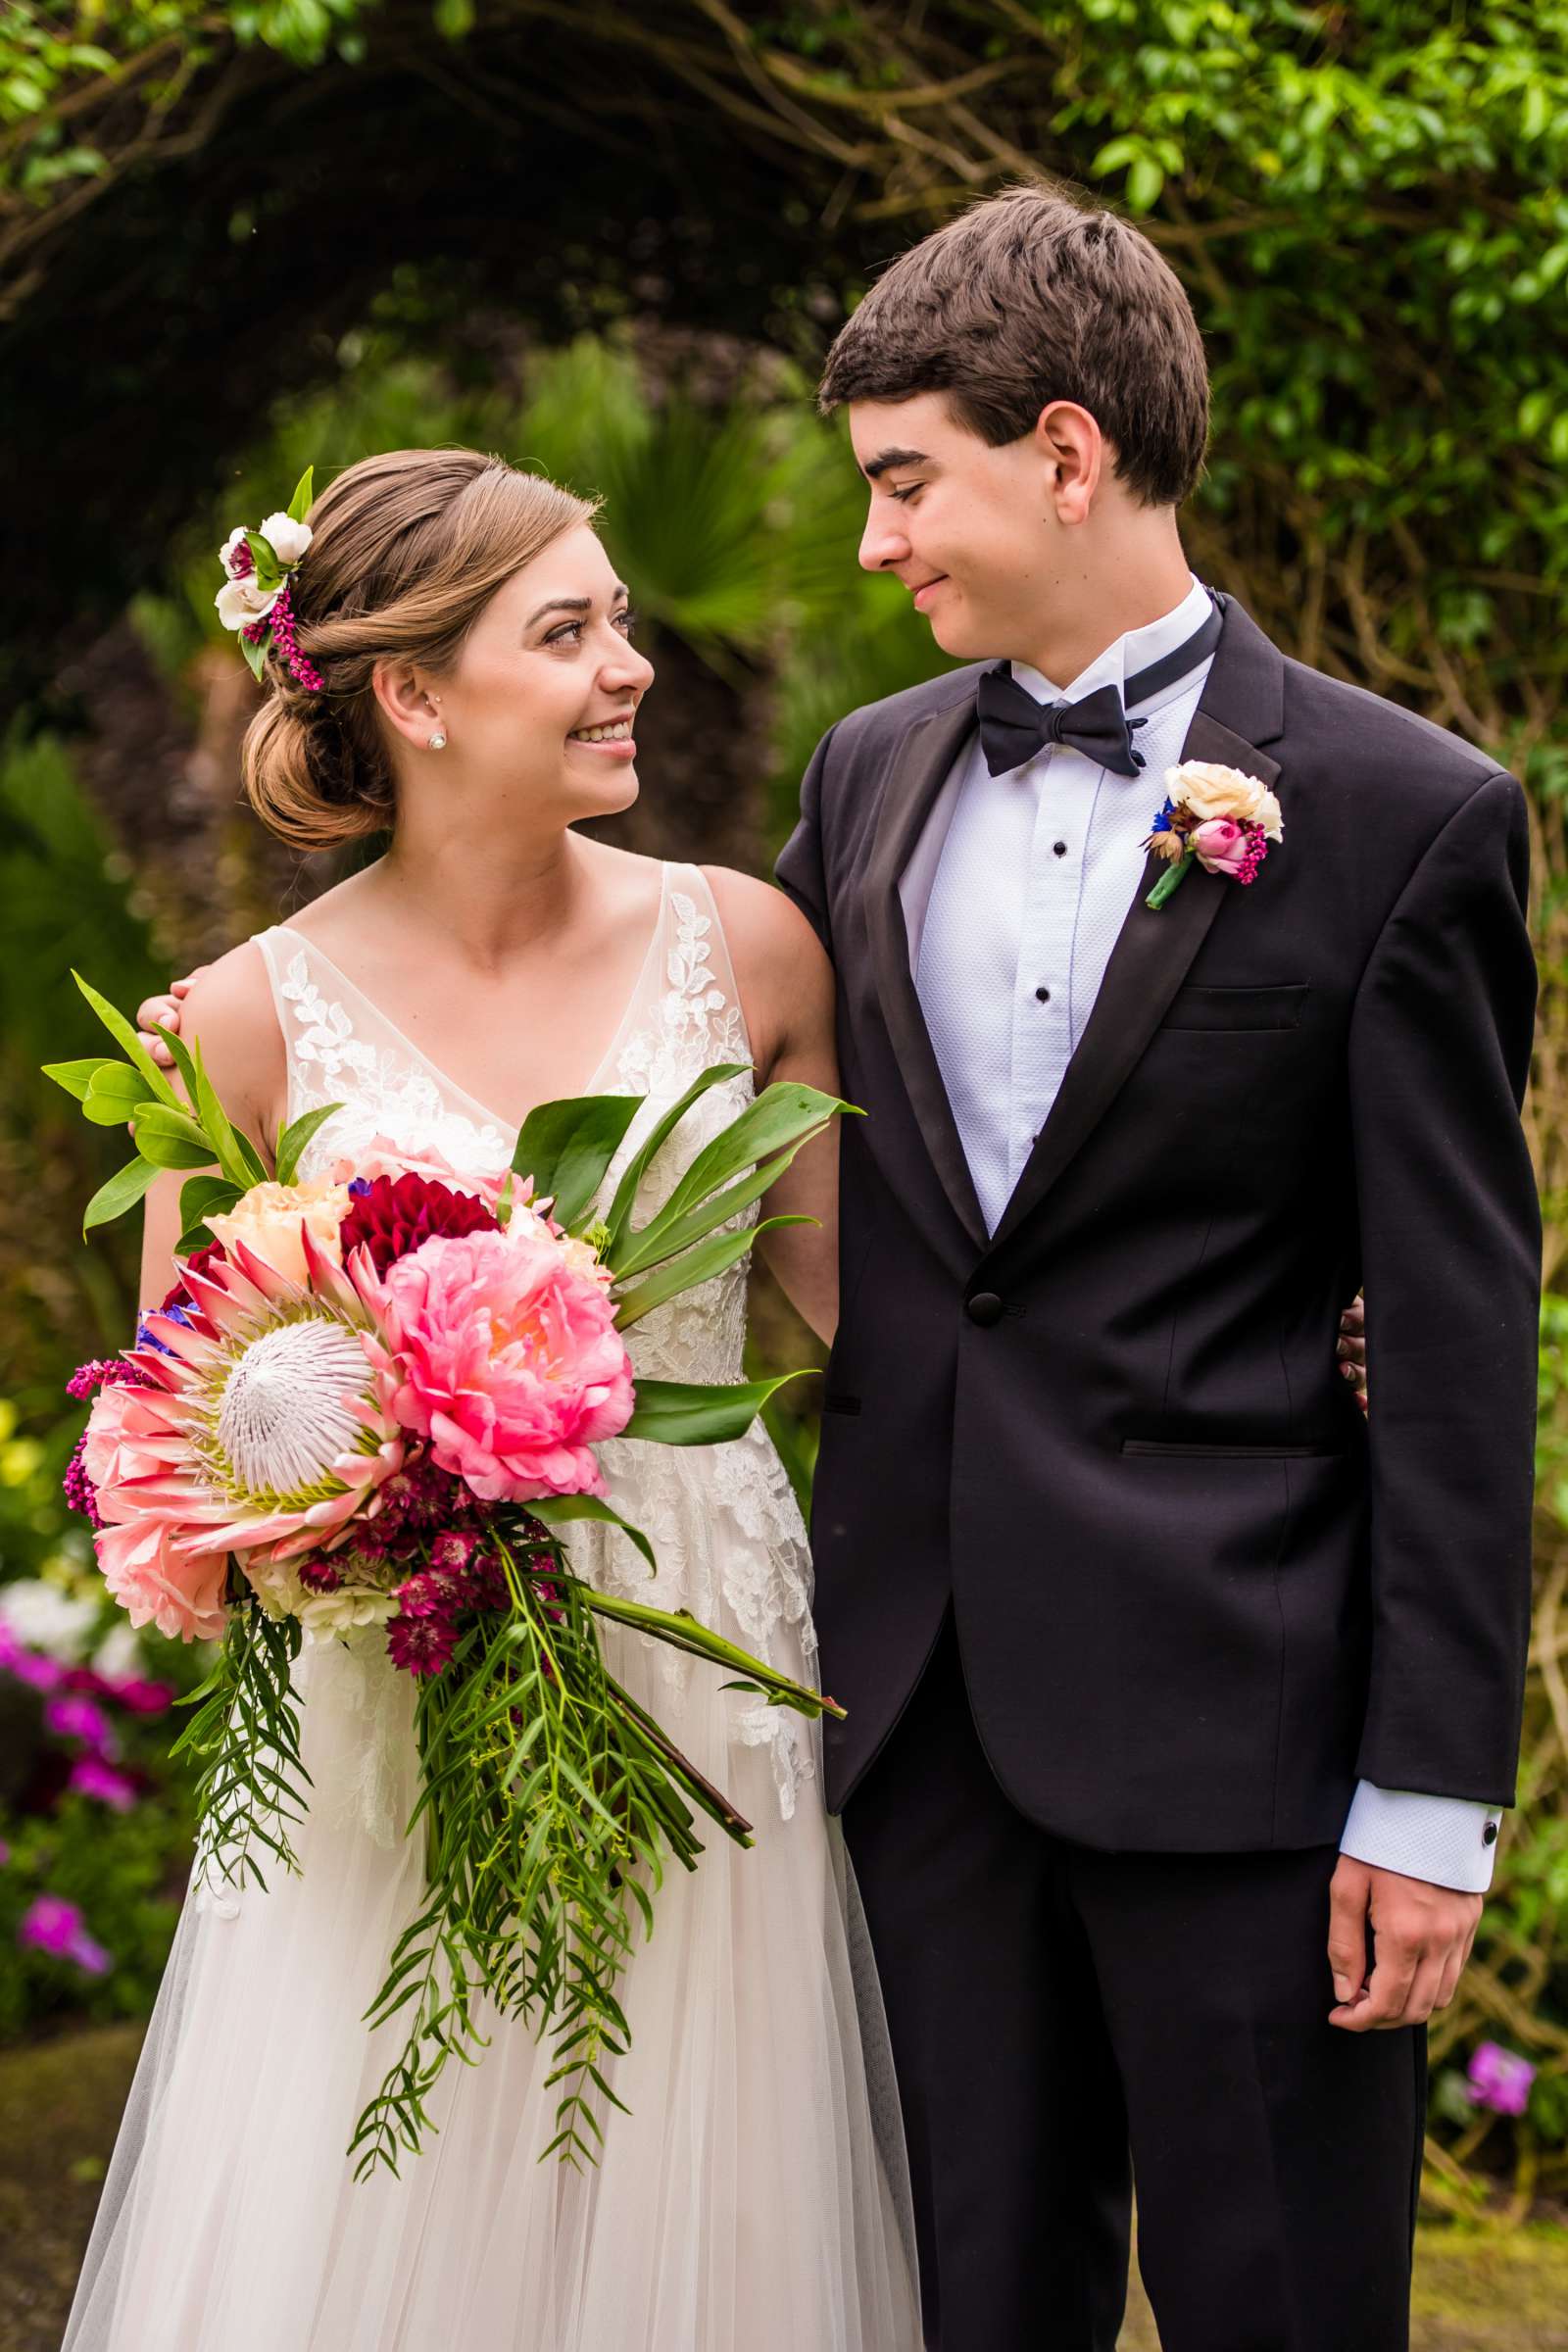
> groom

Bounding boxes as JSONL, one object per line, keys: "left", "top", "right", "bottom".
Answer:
{"left": 776, "top": 188, "right": 1540, "bottom": 2350}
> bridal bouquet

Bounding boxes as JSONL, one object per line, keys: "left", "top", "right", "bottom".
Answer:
{"left": 47, "top": 975, "right": 849, "bottom": 2177}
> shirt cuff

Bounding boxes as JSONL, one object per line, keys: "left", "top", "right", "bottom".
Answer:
{"left": 1340, "top": 1781, "right": 1502, "bottom": 1894}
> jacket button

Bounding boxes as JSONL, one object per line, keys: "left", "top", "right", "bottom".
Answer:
{"left": 966, "top": 1291, "right": 1004, "bottom": 1327}
{"left": 1483, "top": 1821, "right": 1498, "bottom": 1845}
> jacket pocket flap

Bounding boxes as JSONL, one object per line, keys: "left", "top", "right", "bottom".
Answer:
{"left": 1159, "top": 983, "right": 1308, "bottom": 1033}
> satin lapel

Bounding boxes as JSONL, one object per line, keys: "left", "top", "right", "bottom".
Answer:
{"left": 863, "top": 694, "right": 989, "bottom": 1250}
{"left": 986, "top": 617, "right": 1286, "bottom": 1257}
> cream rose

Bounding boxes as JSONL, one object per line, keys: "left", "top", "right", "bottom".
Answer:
{"left": 215, "top": 576, "right": 281, "bottom": 631}
{"left": 207, "top": 1180, "right": 353, "bottom": 1288}
{"left": 1165, "top": 759, "right": 1283, "bottom": 843}
{"left": 260, "top": 513, "right": 313, "bottom": 565}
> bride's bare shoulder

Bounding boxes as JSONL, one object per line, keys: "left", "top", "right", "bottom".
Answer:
{"left": 172, "top": 940, "right": 285, "bottom": 1123}
{"left": 700, "top": 864, "right": 829, "bottom": 969}
{"left": 699, "top": 865, "right": 834, "bottom": 1072}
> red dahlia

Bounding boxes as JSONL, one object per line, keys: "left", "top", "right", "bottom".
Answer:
{"left": 161, "top": 1241, "right": 227, "bottom": 1318}
{"left": 339, "top": 1172, "right": 499, "bottom": 1277}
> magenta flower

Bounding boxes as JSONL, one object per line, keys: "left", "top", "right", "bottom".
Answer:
{"left": 44, "top": 1693, "right": 117, "bottom": 1753}
{"left": 386, "top": 1613, "right": 458, "bottom": 1678}
{"left": 1467, "top": 2041, "right": 1536, "bottom": 2117}
{"left": 429, "top": 1530, "right": 480, "bottom": 1577}
{"left": 392, "top": 1572, "right": 463, "bottom": 1622}
{"left": 103, "top": 1676, "right": 174, "bottom": 1716}
{"left": 68, "top": 1756, "right": 138, "bottom": 1811}
{"left": 0, "top": 1630, "right": 63, "bottom": 1692}
{"left": 18, "top": 1894, "right": 112, "bottom": 1975}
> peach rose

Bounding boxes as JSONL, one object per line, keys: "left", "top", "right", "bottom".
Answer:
{"left": 207, "top": 1180, "right": 352, "bottom": 1288}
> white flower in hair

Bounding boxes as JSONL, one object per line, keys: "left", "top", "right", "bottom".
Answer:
{"left": 219, "top": 526, "right": 254, "bottom": 582}
{"left": 216, "top": 576, "right": 282, "bottom": 631}
{"left": 260, "top": 512, "right": 313, "bottom": 565}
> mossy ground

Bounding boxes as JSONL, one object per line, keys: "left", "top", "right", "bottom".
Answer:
{"left": 2, "top": 2024, "right": 1565, "bottom": 2350}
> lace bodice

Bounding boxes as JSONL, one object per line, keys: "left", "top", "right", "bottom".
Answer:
{"left": 252, "top": 861, "right": 817, "bottom": 1819}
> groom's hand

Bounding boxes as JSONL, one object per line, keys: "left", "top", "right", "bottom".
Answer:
{"left": 136, "top": 972, "right": 205, "bottom": 1066}
{"left": 1326, "top": 1856, "right": 1481, "bottom": 2032}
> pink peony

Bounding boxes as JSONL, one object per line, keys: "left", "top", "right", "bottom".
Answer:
{"left": 368, "top": 1228, "right": 634, "bottom": 1503}
{"left": 1192, "top": 816, "right": 1268, "bottom": 885}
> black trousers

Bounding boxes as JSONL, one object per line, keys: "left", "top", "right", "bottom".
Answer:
{"left": 842, "top": 1617, "right": 1425, "bottom": 2352}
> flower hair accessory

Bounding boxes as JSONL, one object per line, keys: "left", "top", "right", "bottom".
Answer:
{"left": 215, "top": 466, "right": 321, "bottom": 691}
{"left": 1142, "top": 758, "right": 1284, "bottom": 910}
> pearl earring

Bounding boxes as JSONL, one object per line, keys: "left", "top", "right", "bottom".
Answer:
{"left": 428, "top": 729, "right": 447, "bottom": 752}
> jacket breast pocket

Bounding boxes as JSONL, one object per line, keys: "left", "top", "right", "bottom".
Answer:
{"left": 1158, "top": 983, "right": 1308, "bottom": 1033}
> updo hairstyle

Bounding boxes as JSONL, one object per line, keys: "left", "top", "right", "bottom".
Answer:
{"left": 240, "top": 448, "right": 597, "bottom": 851}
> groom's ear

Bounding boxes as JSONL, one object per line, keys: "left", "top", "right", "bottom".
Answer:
{"left": 1032, "top": 402, "right": 1105, "bottom": 524}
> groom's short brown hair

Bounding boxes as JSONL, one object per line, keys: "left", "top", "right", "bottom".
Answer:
{"left": 818, "top": 186, "right": 1209, "bottom": 509}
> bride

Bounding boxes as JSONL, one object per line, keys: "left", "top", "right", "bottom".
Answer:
{"left": 63, "top": 446, "right": 920, "bottom": 2351}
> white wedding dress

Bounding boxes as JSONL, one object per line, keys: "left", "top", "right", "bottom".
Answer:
{"left": 63, "top": 861, "right": 919, "bottom": 2352}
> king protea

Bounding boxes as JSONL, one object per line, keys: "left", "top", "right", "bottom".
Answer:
{"left": 86, "top": 1226, "right": 405, "bottom": 1639}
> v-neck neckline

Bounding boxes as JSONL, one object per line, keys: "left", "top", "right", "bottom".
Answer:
{"left": 272, "top": 862, "right": 669, "bottom": 1137}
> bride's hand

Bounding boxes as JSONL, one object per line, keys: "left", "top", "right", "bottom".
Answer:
{"left": 1338, "top": 1296, "right": 1367, "bottom": 1413}
{"left": 136, "top": 970, "right": 207, "bottom": 1066}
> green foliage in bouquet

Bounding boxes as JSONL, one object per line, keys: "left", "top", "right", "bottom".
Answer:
{"left": 47, "top": 978, "right": 856, "bottom": 2172}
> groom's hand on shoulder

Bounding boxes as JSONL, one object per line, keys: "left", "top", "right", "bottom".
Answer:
{"left": 1326, "top": 1855, "right": 1482, "bottom": 2033}
{"left": 136, "top": 970, "right": 206, "bottom": 1066}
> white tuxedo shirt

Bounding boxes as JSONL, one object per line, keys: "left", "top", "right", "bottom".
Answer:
{"left": 901, "top": 577, "right": 1502, "bottom": 1894}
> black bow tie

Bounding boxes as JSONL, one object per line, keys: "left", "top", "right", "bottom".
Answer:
{"left": 975, "top": 593, "right": 1226, "bottom": 781}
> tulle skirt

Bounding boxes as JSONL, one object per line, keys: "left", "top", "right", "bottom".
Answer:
{"left": 62, "top": 1573, "right": 920, "bottom": 2349}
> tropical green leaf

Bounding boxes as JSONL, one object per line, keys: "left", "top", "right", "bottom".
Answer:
{"left": 179, "top": 1173, "right": 242, "bottom": 1240}
{"left": 612, "top": 1215, "right": 812, "bottom": 1329}
{"left": 82, "top": 1060, "right": 145, "bottom": 1107}
{"left": 636, "top": 1081, "right": 852, "bottom": 1241}
{"left": 82, "top": 1154, "right": 160, "bottom": 1232}
{"left": 41, "top": 1056, "right": 114, "bottom": 1101}
{"left": 601, "top": 1061, "right": 750, "bottom": 1255}
{"left": 511, "top": 1094, "right": 645, "bottom": 1231}
{"left": 610, "top": 1130, "right": 829, "bottom": 1282}
{"left": 524, "top": 1495, "right": 657, "bottom": 1574}
{"left": 131, "top": 1105, "right": 217, "bottom": 1170}
{"left": 240, "top": 631, "right": 269, "bottom": 682}
{"left": 72, "top": 970, "right": 181, "bottom": 1110}
{"left": 81, "top": 1066, "right": 148, "bottom": 1125}
{"left": 274, "top": 1101, "right": 343, "bottom": 1185}
{"left": 191, "top": 1034, "right": 269, "bottom": 1186}
{"left": 286, "top": 465, "right": 315, "bottom": 522}
{"left": 619, "top": 1372, "right": 806, "bottom": 1446}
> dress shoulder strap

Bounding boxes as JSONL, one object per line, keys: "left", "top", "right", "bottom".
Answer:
{"left": 250, "top": 926, "right": 303, "bottom": 1092}
{"left": 660, "top": 862, "right": 752, "bottom": 1061}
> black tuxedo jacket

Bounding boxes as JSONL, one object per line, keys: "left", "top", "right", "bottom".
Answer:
{"left": 776, "top": 598, "right": 1540, "bottom": 1845}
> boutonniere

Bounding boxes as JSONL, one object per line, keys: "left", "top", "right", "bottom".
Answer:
{"left": 1142, "top": 760, "right": 1284, "bottom": 910}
